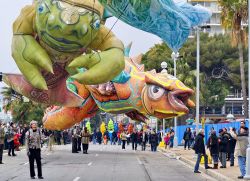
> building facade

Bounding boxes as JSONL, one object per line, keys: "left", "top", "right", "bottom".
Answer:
{"left": 188, "top": 0, "right": 224, "bottom": 35}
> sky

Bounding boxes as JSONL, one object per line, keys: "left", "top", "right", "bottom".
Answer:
{"left": 0, "top": 0, "right": 162, "bottom": 88}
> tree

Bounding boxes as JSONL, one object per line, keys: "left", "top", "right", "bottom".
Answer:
{"left": 1, "top": 87, "right": 22, "bottom": 112}
{"left": 1, "top": 86, "right": 46, "bottom": 125}
{"left": 218, "top": 0, "right": 248, "bottom": 117}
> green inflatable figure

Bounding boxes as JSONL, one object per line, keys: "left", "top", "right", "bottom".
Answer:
{"left": 11, "top": 0, "right": 124, "bottom": 91}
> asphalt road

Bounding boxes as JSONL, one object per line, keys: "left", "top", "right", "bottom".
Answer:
{"left": 0, "top": 144, "right": 215, "bottom": 181}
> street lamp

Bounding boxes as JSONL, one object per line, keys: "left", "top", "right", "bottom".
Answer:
{"left": 193, "top": 25, "right": 210, "bottom": 134}
{"left": 171, "top": 52, "right": 179, "bottom": 147}
{"left": 161, "top": 61, "right": 168, "bottom": 135}
{"left": 195, "top": 27, "right": 201, "bottom": 134}
{"left": 244, "top": 0, "right": 250, "bottom": 178}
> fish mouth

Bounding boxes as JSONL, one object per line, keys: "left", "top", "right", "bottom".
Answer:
{"left": 40, "top": 31, "right": 82, "bottom": 52}
{"left": 168, "top": 89, "right": 194, "bottom": 114}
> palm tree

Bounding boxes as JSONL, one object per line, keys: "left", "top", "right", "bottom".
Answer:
{"left": 218, "top": 0, "right": 248, "bottom": 117}
{"left": 0, "top": 87, "right": 21, "bottom": 112}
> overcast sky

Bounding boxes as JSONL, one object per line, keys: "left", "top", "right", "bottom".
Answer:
{"left": 0, "top": 0, "right": 162, "bottom": 88}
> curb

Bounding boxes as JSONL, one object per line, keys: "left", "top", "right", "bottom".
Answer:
{"left": 159, "top": 148, "right": 237, "bottom": 181}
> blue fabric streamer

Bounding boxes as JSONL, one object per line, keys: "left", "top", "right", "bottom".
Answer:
{"left": 99, "top": 0, "right": 211, "bottom": 52}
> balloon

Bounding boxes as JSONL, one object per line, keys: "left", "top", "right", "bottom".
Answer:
{"left": 40, "top": 46, "right": 195, "bottom": 130}
{"left": 86, "top": 121, "right": 92, "bottom": 134}
{"left": 108, "top": 119, "right": 114, "bottom": 132}
{"left": 4, "top": 1, "right": 201, "bottom": 131}
{"left": 5, "top": 0, "right": 125, "bottom": 103}
{"left": 100, "top": 122, "right": 106, "bottom": 135}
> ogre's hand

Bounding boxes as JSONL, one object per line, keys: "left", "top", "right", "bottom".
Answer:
{"left": 68, "top": 48, "right": 124, "bottom": 85}
{"left": 12, "top": 35, "right": 53, "bottom": 90}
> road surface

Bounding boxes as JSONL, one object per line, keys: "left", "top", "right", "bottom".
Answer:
{"left": 0, "top": 144, "right": 214, "bottom": 181}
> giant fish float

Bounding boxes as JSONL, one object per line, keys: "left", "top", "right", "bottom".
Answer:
{"left": 40, "top": 49, "right": 195, "bottom": 130}
{"left": 4, "top": 46, "right": 194, "bottom": 130}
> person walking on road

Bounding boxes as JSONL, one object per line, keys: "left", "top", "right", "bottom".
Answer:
{"left": 81, "top": 127, "right": 90, "bottom": 154}
{"left": 141, "top": 130, "right": 148, "bottom": 151}
{"left": 207, "top": 130, "right": 219, "bottom": 169}
{"left": 149, "top": 129, "right": 158, "bottom": 152}
{"left": 97, "top": 130, "right": 102, "bottom": 145}
{"left": 62, "top": 130, "right": 68, "bottom": 145}
{"left": 169, "top": 131, "right": 174, "bottom": 148}
{"left": 231, "top": 126, "right": 249, "bottom": 179}
{"left": 76, "top": 126, "right": 82, "bottom": 151}
{"left": 26, "top": 120, "right": 44, "bottom": 179}
{"left": 121, "top": 131, "right": 127, "bottom": 150}
{"left": 71, "top": 126, "right": 79, "bottom": 153}
{"left": 6, "top": 122, "right": 16, "bottom": 156}
{"left": 218, "top": 129, "right": 229, "bottom": 168}
{"left": 193, "top": 129, "right": 212, "bottom": 173}
{"left": 0, "top": 121, "right": 5, "bottom": 164}
{"left": 228, "top": 127, "right": 237, "bottom": 166}
{"left": 183, "top": 127, "right": 191, "bottom": 150}
{"left": 164, "top": 133, "right": 171, "bottom": 150}
{"left": 131, "top": 130, "right": 138, "bottom": 150}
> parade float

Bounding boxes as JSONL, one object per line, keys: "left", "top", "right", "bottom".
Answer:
{"left": 42, "top": 52, "right": 195, "bottom": 130}
{"left": 2, "top": 0, "right": 211, "bottom": 130}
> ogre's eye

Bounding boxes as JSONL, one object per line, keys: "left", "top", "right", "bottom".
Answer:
{"left": 91, "top": 19, "right": 101, "bottom": 30}
{"left": 38, "top": 3, "right": 49, "bottom": 14}
{"left": 148, "top": 85, "right": 165, "bottom": 100}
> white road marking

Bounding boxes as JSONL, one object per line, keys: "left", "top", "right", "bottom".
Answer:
{"left": 24, "top": 162, "right": 29, "bottom": 165}
{"left": 137, "top": 157, "right": 142, "bottom": 165}
{"left": 73, "top": 177, "right": 80, "bottom": 181}
{"left": 88, "top": 162, "right": 92, "bottom": 166}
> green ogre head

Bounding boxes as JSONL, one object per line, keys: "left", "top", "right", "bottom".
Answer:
{"left": 35, "top": 0, "right": 104, "bottom": 52}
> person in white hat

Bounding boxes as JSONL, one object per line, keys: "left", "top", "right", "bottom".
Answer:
{"left": 26, "top": 120, "right": 43, "bottom": 179}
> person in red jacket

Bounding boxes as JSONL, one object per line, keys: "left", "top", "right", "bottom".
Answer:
{"left": 14, "top": 131, "right": 21, "bottom": 151}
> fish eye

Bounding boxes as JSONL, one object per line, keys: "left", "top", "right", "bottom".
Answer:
{"left": 148, "top": 85, "right": 165, "bottom": 100}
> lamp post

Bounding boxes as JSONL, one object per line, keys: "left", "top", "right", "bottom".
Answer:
{"left": 195, "top": 27, "right": 200, "bottom": 134}
{"left": 171, "top": 52, "right": 179, "bottom": 147}
{"left": 244, "top": 0, "right": 250, "bottom": 178}
{"left": 161, "top": 61, "right": 168, "bottom": 136}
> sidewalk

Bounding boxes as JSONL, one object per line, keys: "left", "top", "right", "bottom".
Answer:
{"left": 159, "top": 146, "right": 241, "bottom": 181}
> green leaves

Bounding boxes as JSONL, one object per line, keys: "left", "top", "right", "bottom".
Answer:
{"left": 1, "top": 86, "right": 46, "bottom": 125}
